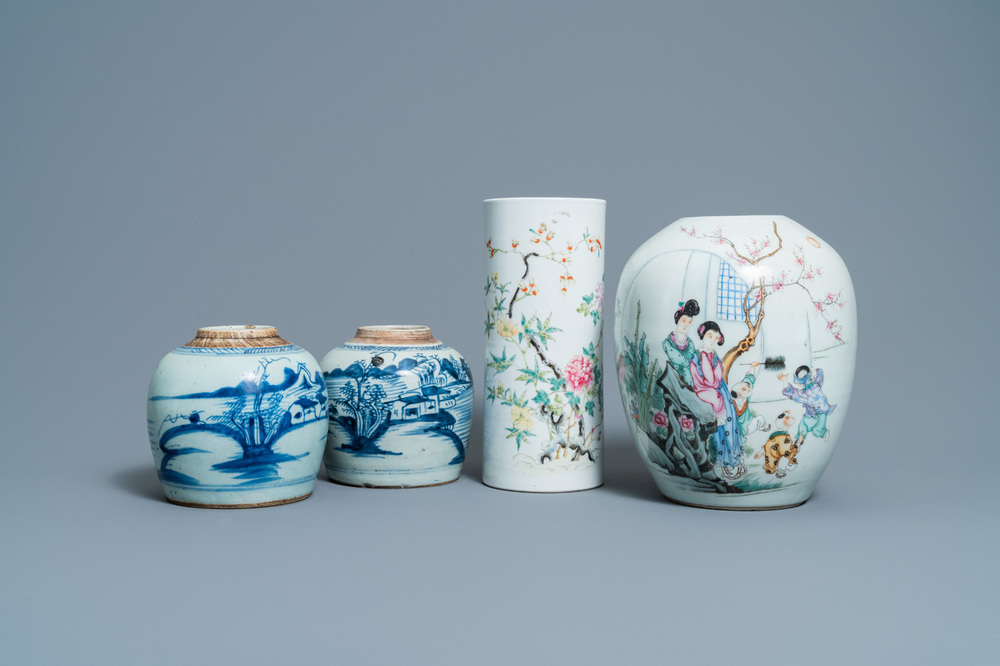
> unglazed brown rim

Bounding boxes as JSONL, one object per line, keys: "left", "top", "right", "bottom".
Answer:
{"left": 348, "top": 325, "right": 440, "bottom": 345}
{"left": 184, "top": 325, "right": 291, "bottom": 348}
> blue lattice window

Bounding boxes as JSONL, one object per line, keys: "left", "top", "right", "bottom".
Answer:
{"left": 717, "top": 262, "right": 759, "bottom": 321}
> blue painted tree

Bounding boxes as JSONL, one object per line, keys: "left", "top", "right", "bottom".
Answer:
{"left": 154, "top": 357, "right": 327, "bottom": 484}
{"left": 327, "top": 357, "right": 396, "bottom": 455}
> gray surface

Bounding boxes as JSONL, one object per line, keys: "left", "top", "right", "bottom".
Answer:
{"left": 2, "top": 2, "right": 998, "bottom": 663}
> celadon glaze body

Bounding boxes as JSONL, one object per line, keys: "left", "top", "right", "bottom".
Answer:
{"left": 614, "top": 216, "right": 857, "bottom": 509}
{"left": 146, "top": 326, "right": 327, "bottom": 508}
{"left": 320, "top": 326, "right": 473, "bottom": 488}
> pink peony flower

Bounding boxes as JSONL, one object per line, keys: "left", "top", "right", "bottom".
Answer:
{"left": 679, "top": 416, "right": 694, "bottom": 432}
{"left": 564, "top": 355, "right": 595, "bottom": 392}
{"left": 651, "top": 410, "right": 669, "bottom": 429}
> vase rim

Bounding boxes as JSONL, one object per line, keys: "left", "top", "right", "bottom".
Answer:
{"left": 350, "top": 325, "right": 440, "bottom": 345}
{"left": 483, "top": 197, "right": 606, "bottom": 204}
{"left": 185, "top": 325, "right": 290, "bottom": 348}
{"left": 676, "top": 214, "right": 791, "bottom": 220}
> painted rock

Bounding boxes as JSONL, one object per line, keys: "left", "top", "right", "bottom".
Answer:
{"left": 613, "top": 216, "right": 857, "bottom": 510}
{"left": 146, "top": 325, "right": 328, "bottom": 508}
{"left": 320, "top": 326, "right": 473, "bottom": 488}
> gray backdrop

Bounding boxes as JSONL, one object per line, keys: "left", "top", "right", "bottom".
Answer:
{"left": 2, "top": 1, "right": 998, "bottom": 663}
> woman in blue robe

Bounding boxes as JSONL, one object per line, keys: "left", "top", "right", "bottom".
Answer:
{"left": 663, "top": 299, "right": 700, "bottom": 388}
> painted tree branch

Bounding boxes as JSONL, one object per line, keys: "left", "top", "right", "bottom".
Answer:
{"left": 717, "top": 221, "right": 782, "bottom": 382}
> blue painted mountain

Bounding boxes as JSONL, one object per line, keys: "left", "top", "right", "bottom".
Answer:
{"left": 150, "top": 365, "right": 324, "bottom": 400}
{"left": 323, "top": 356, "right": 469, "bottom": 383}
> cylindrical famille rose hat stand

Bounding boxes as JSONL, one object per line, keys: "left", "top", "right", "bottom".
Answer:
{"left": 482, "top": 198, "right": 606, "bottom": 492}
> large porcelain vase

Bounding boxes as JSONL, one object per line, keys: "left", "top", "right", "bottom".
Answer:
{"left": 483, "top": 197, "right": 605, "bottom": 492}
{"left": 146, "top": 325, "right": 328, "bottom": 508}
{"left": 614, "top": 216, "right": 856, "bottom": 509}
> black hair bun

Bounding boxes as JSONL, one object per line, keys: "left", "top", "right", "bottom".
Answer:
{"left": 674, "top": 299, "right": 701, "bottom": 324}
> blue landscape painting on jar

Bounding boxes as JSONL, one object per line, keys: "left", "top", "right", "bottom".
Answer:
{"left": 324, "top": 350, "right": 473, "bottom": 467}
{"left": 148, "top": 353, "right": 328, "bottom": 491}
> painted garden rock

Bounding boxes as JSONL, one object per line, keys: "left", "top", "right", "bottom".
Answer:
{"left": 146, "top": 326, "right": 328, "bottom": 508}
{"left": 614, "top": 216, "right": 856, "bottom": 509}
{"left": 320, "top": 326, "right": 473, "bottom": 488}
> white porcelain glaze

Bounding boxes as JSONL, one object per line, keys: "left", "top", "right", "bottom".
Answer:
{"left": 614, "top": 216, "right": 856, "bottom": 509}
{"left": 483, "top": 198, "right": 606, "bottom": 492}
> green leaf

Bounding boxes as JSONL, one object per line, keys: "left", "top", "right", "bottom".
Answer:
{"left": 487, "top": 349, "right": 515, "bottom": 373}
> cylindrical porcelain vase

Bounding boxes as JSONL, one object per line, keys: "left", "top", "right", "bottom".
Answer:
{"left": 614, "top": 215, "right": 857, "bottom": 509}
{"left": 483, "top": 197, "right": 605, "bottom": 492}
{"left": 146, "top": 325, "right": 328, "bottom": 508}
{"left": 320, "top": 326, "right": 473, "bottom": 488}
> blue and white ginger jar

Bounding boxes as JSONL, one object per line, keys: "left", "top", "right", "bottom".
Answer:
{"left": 320, "top": 326, "right": 473, "bottom": 488}
{"left": 146, "top": 325, "right": 328, "bottom": 508}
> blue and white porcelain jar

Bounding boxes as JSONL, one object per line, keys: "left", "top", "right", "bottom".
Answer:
{"left": 146, "top": 325, "right": 328, "bottom": 508}
{"left": 320, "top": 326, "right": 473, "bottom": 488}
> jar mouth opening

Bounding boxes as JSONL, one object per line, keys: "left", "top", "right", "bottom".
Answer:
{"left": 483, "top": 197, "right": 606, "bottom": 204}
{"left": 357, "top": 325, "right": 430, "bottom": 333}
{"left": 350, "top": 325, "right": 439, "bottom": 345}
{"left": 675, "top": 214, "right": 789, "bottom": 222}
{"left": 195, "top": 325, "right": 278, "bottom": 338}
{"left": 186, "top": 325, "right": 289, "bottom": 348}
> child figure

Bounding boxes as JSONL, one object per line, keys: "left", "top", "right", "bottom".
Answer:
{"left": 779, "top": 365, "right": 837, "bottom": 446}
{"left": 730, "top": 361, "right": 770, "bottom": 439}
{"left": 754, "top": 411, "right": 800, "bottom": 478}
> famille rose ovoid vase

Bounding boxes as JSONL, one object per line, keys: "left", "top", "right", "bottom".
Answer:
{"left": 614, "top": 215, "right": 857, "bottom": 510}
{"left": 320, "top": 326, "right": 473, "bottom": 488}
{"left": 146, "top": 326, "right": 327, "bottom": 508}
{"left": 483, "top": 197, "right": 605, "bottom": 492}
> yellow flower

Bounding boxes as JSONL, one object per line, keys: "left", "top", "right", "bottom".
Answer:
{"left": 511, "top": 405, "right": 534, "bottom": 430}
{"left": 495, "top": 318, "right": 519, "bottom": 339}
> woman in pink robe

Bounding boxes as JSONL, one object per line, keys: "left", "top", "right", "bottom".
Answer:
{"left": 690, "top": 321, "right": 727, "bottom": 417}
{"left": 689, "top": 321, "right": 744, "bottom": 477}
